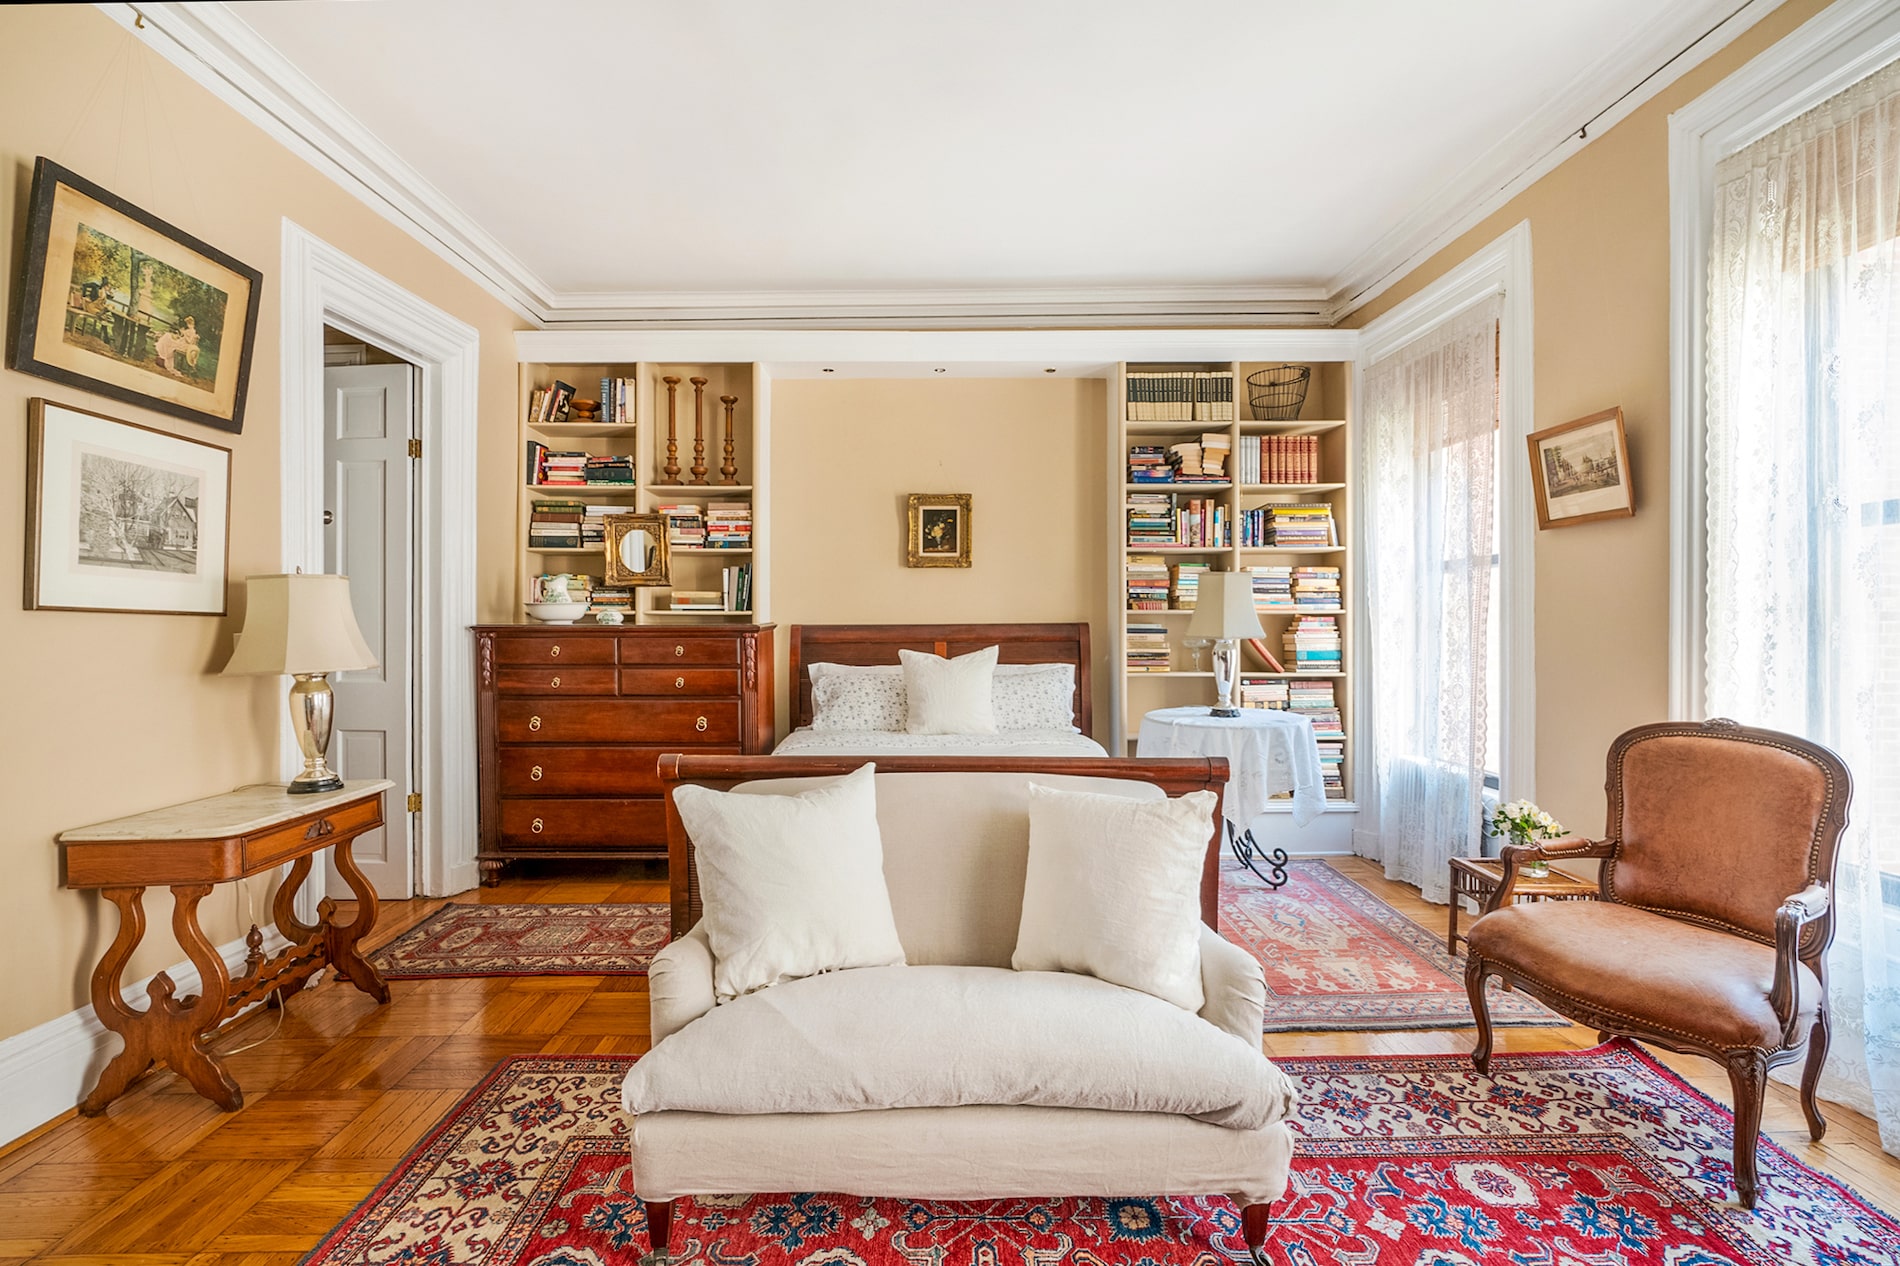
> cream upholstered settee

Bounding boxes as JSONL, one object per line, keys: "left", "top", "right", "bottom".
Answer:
{"left": 622, "top": 755, "right": 1297, "bottom": 1262}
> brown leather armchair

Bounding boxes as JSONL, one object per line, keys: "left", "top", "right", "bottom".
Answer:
{"left": 1464, "top": 719, "right": 1850, "bottom": 1209}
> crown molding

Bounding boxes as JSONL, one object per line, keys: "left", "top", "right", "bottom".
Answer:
{"left": 1323, "top": 0, "right": 1783, "bottom": 322}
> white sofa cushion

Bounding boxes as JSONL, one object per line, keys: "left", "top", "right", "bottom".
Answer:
{"left": 1013, "top": 782, "right": 1215, "bottom": 1011}
{"left": 622, "top": 964, "right": 1296, "bottom": 1131}
{"left": 673, "top": 763, "right": 906, "bottom": 1002}
{"left": 901, "top": 645, "right": 998, "bottom": 734}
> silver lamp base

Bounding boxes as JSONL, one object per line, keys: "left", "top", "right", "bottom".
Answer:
{"left": 1209, "top": 639, "right": 1243, "bottom": 717}
{"left": 287, "top": 672, "right": 344, "bottom": 794}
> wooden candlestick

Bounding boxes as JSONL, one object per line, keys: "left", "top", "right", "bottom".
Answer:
{"left": 661, "top": 376, "right": 681, "bottom": 484}
{"left": 719, "top": 395, "right": 739, "bottom": 484}
{"left": 689, "top": 376, "right": 709, "bottom": 485}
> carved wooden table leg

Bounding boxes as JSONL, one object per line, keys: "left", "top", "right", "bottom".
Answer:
{"left": 324, "top": 839, "right": 391, "bottom": 1004}
{"left": 164, "top": 883, "right": 242, "bottom": 1111}
{"left": 79, "top": 886, "right": 152, "bottom": 1116}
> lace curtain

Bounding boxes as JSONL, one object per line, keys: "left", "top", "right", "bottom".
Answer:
{"left": 1706, "top": 57, "right": 1900, "bottom": 1149}
{"left": 1360, "top": 296, "right": 1501, "bottom": 904}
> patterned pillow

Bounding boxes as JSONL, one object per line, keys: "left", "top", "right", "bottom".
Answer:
{"left": 991, "top": 664, "right": 1076, "bottom": 731}
{"left": 811, "top": 671, "right": 908, "bottom": 732}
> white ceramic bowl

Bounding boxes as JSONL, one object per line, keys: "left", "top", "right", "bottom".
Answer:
{"left": 524, "top": 601, "right": 590, "bottom": 624}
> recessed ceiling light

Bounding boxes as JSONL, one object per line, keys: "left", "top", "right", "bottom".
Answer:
{"left": 821, "top": 367, "right": 834, "bottom": 373}
{"left": 933, "top": 368, "right": 947, "bottom": 374}
{"left": 1044, "top": 368, "right": 1057, "bottom": 374}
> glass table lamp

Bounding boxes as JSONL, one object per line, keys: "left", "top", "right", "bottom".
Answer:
{"left": 1184, "top": 571, "right": 1265, "bottom": 717}
{"left": 222, "top": 573, "right": 379, "bottom": 793}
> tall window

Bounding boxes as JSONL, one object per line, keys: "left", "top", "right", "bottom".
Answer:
{"left": 1704, "top": 57, "right": 1900, "bottom": 1147}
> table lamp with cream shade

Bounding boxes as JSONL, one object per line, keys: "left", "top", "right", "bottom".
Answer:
{"left": 1185, "top": 570, "right": 1265, "bottom": 718}
{"left": 222, "top": 573, "right": 378, "bottom": 794}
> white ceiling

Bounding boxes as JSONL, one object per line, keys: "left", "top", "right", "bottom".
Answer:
{"left": 168, "top": 0, "right": 1772, "bottom": 322}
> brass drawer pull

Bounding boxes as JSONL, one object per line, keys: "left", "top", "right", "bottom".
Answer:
{"left": 550, "top": 675, "right": 561, "bottom": 688}
{"left": 696, "top": 715, "right": 708, "bottom": 732}
{"left": 674, "top": 644, "right": 685, "bottom": 657}
{"left": 531, "top": 817, "right": 544, "bottom": 834}
{"left": 550, "top": 644, "right": 561, "bottom": 657}
{"left": 528, "top": 715, "right": 542, "bottom": 732}
{"left": 676, "top": 676, "right": 686, "bottom": 689}
{"left": 530, "top": 765, "right": 544, "bottom": 781}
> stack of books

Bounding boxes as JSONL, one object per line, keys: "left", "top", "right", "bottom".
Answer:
{"left": 582, "top": 454, "right": 634, "bottom": 484}
{"left": 720, "top": 563, "right": 753, "bottom": 611}
{"left": 1318, "top": 742, "right": 1346, "bottom": 798}
{"left": 588, "top": 586, "right": 631, "bottom": 618}
{"left": 1250, "top": 565, "right": 1294, "bottom": 611}
{"left": 1282, "top": 615, "right": 1341, "bottom": 672}
{"left": 596, "top": 376, "right": 636, "bottom": 426}
{"left": 1239, "top": 503, "right": 1335, "bottom": 548}
{"left": 1292, "top": 566, "right": 1342, "bottom": 610}
{"left": 579, "top": 505, "right": 625, "bottom": 548}
{"left": 525, "top": 381, "right": 576, "bottom": 426}
{"left": 1126, "top": 554, "right": 1170, "bottom": 610}
{"left": 656, "top": 504, "right": 707, "bottom": 548}
{"left": 528, "top": 445, "right": 589, "bottom": 486}
{"left": 1237, "top": 435, "right": 1321, "bottom": 485}
{"left": 528, "top": 499, "right": 587, "bottom": 550}
{"left": 705, "top": 501, "right": 752, "bottom": 548}
{"left": 1124, "top": 371, "right": 1234, "bottom": 421}
{"left": 1126, "top": 494, "right": 1176, "bottom": 546}
{"left": 1127, "top": 445, "right": 1171, "bottom": 483}
{"left": 1168, "top": 562, "right": 1208, "bottom": 610}
{"left": 1289, "top": 678, "right": 1344, "bottom": 738}
{"left": 1240, "top": 679, "right": 1290, "bottom": 709}
{"left": 670, "top": 590, "right": 725, "bottom": 612}
{"left": 1165, "top": 434, "right": 1229, "bottom": 482}
{"left": 1126, "top": 624, "right": 1171, "bottom": 672}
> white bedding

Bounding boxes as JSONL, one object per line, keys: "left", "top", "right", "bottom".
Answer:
{"left": 773, "top": 727, "right": 1108, "bottom": 757}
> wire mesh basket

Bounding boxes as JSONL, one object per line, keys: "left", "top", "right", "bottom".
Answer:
{"left": 1246, "top": 365, "right": 1311, "bottom": 421}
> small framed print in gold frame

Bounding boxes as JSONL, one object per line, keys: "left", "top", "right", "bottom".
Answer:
{"left": 907, "top": 493, "right": 972, "bottom": 568}
{"left": 603, "top": 513, "right": 670, "bottom": 586}
{"left": 1527, "top": 406, "right": 1635, "bottom": 529}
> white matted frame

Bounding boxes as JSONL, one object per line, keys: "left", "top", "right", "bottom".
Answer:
{"left": 281, "top": 220, "right": 480, "bottom": 901}
{"left": 1668, "top": 0, "right": 1900, "bottom": 721}
{"left": 1353, "top": 221, "right": 1537, "bottom": 821}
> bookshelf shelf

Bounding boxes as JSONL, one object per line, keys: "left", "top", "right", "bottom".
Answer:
{"left": 527, "top": 483, "right": 640, "bottom": 496}
{"left": 528, "top": 422, "right": 641, "bottom": 438}
{"left": 650, "top": 484, "right": 755, "bottom": 494}
{"left": 1113, "top": 359, "right": 1355, "bottom": 805}
{"left": 646, "top": 608, "right": 755, "bottom": 617}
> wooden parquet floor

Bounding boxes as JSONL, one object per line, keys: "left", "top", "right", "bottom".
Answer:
{"left": 1, "top": 855, "right": 1895, "bottom": 1263}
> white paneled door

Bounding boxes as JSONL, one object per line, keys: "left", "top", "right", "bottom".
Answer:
{"left": 324, "top": 363, "right": 417, "bottom": 899}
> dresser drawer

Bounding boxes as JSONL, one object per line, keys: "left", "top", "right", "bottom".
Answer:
{"left": 619, "top": 636, "right": 740, "bottom": 665}
{"left": 497, "top": 699, "right": 741, "bottom": 744}
{"left": 497, "top": 745, "right": 739, "bottom": 796}
{"left": 495, "top": 667, "right": 618, "bottom": 696}
{"left": 492, "top": 636, "right": 616, "bottom": 666}
{"left": 498, "top": 798, "right": 665, "bottom": 848}
{"left": 243, "top": 794, "right": 383, "bottom": 871}
{"left": 618, "top": 668, "right": 739, "bottom": 697}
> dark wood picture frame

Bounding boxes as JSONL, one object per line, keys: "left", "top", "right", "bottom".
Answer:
{"left": 25, "top": 397, "right": 233, "bottom": 615}
{"left": 1527, "top": 406, "right": 1634, "bottom": 529}
{"left": 8, "top": 158, "right": 262, "bottom": 435}
{"left": 906, "top": 492, "right": 972, "bottom": 567}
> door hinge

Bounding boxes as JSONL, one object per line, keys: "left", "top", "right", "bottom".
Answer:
{"left": 408, "top": 437, "right": 423, "bottom": 459}
{"left": 406, "top": 792, "right": 422, "bottom": 813}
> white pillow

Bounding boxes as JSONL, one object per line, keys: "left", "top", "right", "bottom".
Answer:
{"left": 991, "top": 663, "right": 1076, "bottom": 731}
{"left": 900, "top": 645, "right": 999, "bottom": 735}
{"left": 673, "top": 763, "right": 907, "bottom": 1001}
{"left": 810, "top": 672, "right": 907, "bottom": 731}
{"left": 1012, "top": 781, "right": 1215, "bottom": 1011}
{"left": 805, "top": 661, "right": 902, "bottom": 683}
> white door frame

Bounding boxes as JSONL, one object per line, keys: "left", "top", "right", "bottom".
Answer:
{"left": 281, "top": 220, "right": 481, "bottom": 902}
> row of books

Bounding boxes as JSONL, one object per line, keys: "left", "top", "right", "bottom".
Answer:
{"left": 526, "top": 381, "right": 576, "bottom": 426}
{"left": 1283, "top": 614, "right": 1341, "bottom": 672}
{"left": 596, "top": 376, "right": 635, "bottom": 426}
{"left": 1238, "top": 502, "right": 1335, "bottom": 548}
{"left": 1126, "top": 371, "right": 1234, "bottom": 421}
{"left": 527, "top": 442, "right": 634, "bottom": 487}
{"left": 653, "top": 501, "right": 753, "bottom": 550}
{"left": 529, "top": 498, "right": 631, "bottom": 551}
{"left": 1165, "top": 435, "right": 1231, "bottom": 481}
{"left": 1126, "top": 623, "right": 1171, "bottom": 672}
{"left": 670, "top": 563, "right": 752, "bottom": 611}
{"left": 1237, "top": 435, "right": 1323, "bottom": 485}
{"left": 1125, "top": 555, "right": 1170, "bottom": 609}
{"left": 1251, "top": 565, "right": 1342, "bottom": 611}
{"left": 1319, "top": 741, "right": 1346, "bottom": 798}
{"left": 1126, "top": 494, "right": 1230, "bottom": 548}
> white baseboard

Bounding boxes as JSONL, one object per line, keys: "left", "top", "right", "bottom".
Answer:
{"left": 0, "top": 928, "right": 293, "bottom": 1148}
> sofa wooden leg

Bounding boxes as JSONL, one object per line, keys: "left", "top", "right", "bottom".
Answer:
{"left": 1800, "top": 1009, "right": 1831, "bottom": 1142}
{"left": 1240, "top": 1202, "right": 1273, "bottom": 1265}
{"left": 1726, "top": 1051, "right": 1769, "bottom": 1209}
{"left": 644, "top": 1198, "right": 673, "bottom": 1260}
{"left": 1465, "top": 956, "right": 1495, "bottom": 1075}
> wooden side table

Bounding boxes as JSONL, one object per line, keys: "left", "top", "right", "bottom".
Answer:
{"left": 58, "top": 780, "right": 393, "bottom": 1115}
{"left": 1446, "top": 855, "right": 1598, "bottom": 955}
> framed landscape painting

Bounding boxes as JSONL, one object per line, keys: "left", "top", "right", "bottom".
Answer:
{"left": 1527, "top": 406, "right": 1635, "bottom": 529}
{"left": 8, "top": 158, "right": 261, "bottom": 434}
{"left": 25, "top": 399, "right": 231, "bottom": 615}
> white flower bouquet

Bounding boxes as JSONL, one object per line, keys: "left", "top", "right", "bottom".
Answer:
{"left": 1487, "top": 799, "right": 1566, "bottom": 877}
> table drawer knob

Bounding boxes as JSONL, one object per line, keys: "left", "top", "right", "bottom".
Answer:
{"left": 676, "top": 676, "right": 686, "bottom": 689}
{"left": 531, "top": 817, "right": 544, "bottom": 834}
{"left": 528, "top": 715, "right": 542, "bottom": 732}
{"left": 530, "top": 765, "right": 544, "bottom": 781}
{"left": 674, "top": 644, "right": 685, "bottom": 657}
{"left": 550, "top": 675, "right": 561, "bottom": 688}
{"left": 550, "top": 644, "right": 561, "bottom": 657}
{"left": 303, "top": 818, "right": 334, "bottom": 841}
{"left": 695, "top": 715, "right": 708, "bottom": 732}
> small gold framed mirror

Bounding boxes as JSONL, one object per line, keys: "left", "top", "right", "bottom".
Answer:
{"left": 604, "top": 514, "right": 670, "bottom": 586}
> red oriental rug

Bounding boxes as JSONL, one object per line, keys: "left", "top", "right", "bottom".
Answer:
{"left": 1222, "top": 859, "right": 1564, "bottom": 1031}
{"left": 302, "top": 1043, "right": 1900, "bottom": 1266}
{"left": 368, "top": 903, "right": 670, "bottom": 979}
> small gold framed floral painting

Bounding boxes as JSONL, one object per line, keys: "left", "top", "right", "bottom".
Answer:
{"left": 906, "top": 493, "right": 971, "bottom": 568}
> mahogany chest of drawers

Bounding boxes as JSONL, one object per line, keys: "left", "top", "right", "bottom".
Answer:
{"left": 473, "top": 624, "right": 775, "bottom": 883}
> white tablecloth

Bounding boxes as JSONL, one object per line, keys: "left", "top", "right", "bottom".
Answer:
{"left": 1135, "top": 706, "right": 1326, "bottom": 828}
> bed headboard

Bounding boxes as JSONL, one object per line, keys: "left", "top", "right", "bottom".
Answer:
{"left": 790, "top": 622, "right": 1092, "bottom": 735}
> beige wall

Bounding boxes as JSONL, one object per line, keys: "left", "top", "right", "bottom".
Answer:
{"left": 1345, "top": 0, "right": 1839, "bottom": 839}
{"left": 0, "top": 5, "right": 526, "bottom": 1043}
{"left": 769, "top": 378, "right": 1109, "bottom": 739}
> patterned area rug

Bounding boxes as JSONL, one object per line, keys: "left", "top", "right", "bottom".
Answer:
{"left": 1222, "top": 860, "right": 1565, "bottom": 1031}
{"left": 369, "top": 903, "right": 670, "bottom": 979}
{"left": 303, "top": 1044, "right": 1899, "bottom": 1266}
